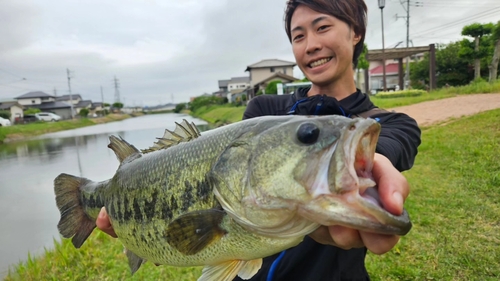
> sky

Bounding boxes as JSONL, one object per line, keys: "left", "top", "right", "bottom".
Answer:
{"left": 0, "top": 0, "right": 499, "bottom": 106}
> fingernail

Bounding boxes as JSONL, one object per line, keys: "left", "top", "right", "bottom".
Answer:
{"left": 98, "top": 207, "right": 106, "bottom": 219}
{"left": 392, "top": 192, "right": 403, "bottom": 213}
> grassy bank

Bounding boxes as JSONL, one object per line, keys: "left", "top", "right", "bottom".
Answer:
{"left": 0, "top": 114, "right": 130, "bottom": 144}
{"left": 5, "top": 109, "right": 500, "bottom": 280}
{"left": 190, "top": 80, "right": 500, "bottom": 125}
{"left": 371, "top": 80, "right": 500, "bottom": 108}
{"left": 191, "top": 104, "right": 245, "bottom": 125}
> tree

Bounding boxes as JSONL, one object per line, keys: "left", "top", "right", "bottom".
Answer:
{"left": 411, "top": 42, "right": 474, "bottom": 88}
{"left": 265, "top": 80, "right": 282, "bottom": 95}
{"left": 356, "top": 43, "right": 369, "bottom": 89}
{"left": 112, "top": 102, "right": 124, "bottom": 109}
{"left": 460, "top": 23, "right": 494, "bottom": 79}
{"left": 490, "top": 21, "right": 500, "bottom": 81}
{"left": 174, "top": 103, "right": 186, "bottom": 113}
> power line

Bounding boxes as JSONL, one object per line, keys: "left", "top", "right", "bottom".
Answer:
{"left": 412, "top": 7, "right": 500, "bottom": 38}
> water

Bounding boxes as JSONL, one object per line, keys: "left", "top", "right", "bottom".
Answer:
{"left": 0, "top": 113, "right": 208, "bottom": 277}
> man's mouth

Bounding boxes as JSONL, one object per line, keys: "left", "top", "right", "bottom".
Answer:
{"left": 308, "top": 57, "right": 333, "bottom": 68}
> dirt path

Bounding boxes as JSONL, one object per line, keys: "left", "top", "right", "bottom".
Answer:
{"left": 389, "top": 93, "right": 500, "bottom": 126}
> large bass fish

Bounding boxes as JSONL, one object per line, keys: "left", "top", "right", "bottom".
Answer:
{"left": 54, "top": 115, "right": 411, "bottom": 281}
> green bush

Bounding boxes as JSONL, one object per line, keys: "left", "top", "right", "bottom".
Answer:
{"left": 0, "top": 110, "right": 10, "bottom": 119}
{"left": 375, "top": 90, "right": 426, "bottom": 99}
{"left": 79, "top": 108, "right": 89, "bottom": 117}
{"left": 174, "top": 103, "right": 187, "bottom": 113}
{"left": 24, "top": 108, "right": 41, "bottom": 114}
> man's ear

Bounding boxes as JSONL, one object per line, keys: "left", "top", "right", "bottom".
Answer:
{"left": 352, "top": 33, "right": 361, "bottom": 45}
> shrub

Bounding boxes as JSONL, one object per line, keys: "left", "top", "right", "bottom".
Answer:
{"left": 375, "top": 90, "right": 426, "bottom": 99}
{"left": 79, "top": 108, "right": 89, "bottom": 117}
{"left": 0, "top": 110, "right": 10, "bottom": 119}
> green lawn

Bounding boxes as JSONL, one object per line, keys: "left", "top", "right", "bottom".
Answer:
{"left": 0, "top": 114, "right": 129, "bottom": 144}
{"left": 5, "top": 109, "right": 500, "bottom": 280}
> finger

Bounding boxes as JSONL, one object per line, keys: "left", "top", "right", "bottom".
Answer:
{"left": 96, "top": 207, "right": 118, "bottom": 238}
{"left": 308, "top": 226, "right": 336, "bottom": 245}
{"left": 360, "top": 231, "right": 400, "bottom": 255}
{"left": 373, "top": 154, "right": 409, "bottom": 215}
{"left": 328, "top": 226, "right": 364, "bottom": 250}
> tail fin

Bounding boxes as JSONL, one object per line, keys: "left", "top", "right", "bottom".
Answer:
{"left": 54, "top": 173, "right": 96, "bottom": 248}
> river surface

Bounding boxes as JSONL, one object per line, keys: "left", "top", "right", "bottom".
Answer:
{"left": 0, "top": 113, "right": 208, "bottom": 277}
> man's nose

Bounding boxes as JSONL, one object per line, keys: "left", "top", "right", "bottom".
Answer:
{"left": 306, "top": 33, "right": 322, "bottom": 55}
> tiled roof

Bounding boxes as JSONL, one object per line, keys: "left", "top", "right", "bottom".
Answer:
{"left": 16, "top": 91, "right": 54, "bottom": 99}
{"left": 246, "top": 59, "right": 296, "bottom": 71}
{"left": 229, "top": 76, "right": 250, "bottom": 84}
{"left": 369, "top": 63, "right": 399, "bottom": 75}
{"left": 56, "top": 94, "right": 82, "bottom": 101}
{"left": 31, "top": 102, "right": 71, "bottom": 110}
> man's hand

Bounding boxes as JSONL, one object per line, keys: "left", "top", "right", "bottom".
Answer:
{"left": 308, "top": 153, "right": 410, "bottom": 255}
{"left": 96, "top": 207, "right": 117, "bottom": 238}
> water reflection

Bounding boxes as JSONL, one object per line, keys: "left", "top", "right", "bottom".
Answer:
{"left": 0, "top": 113, "right": 208, "bottom": 277}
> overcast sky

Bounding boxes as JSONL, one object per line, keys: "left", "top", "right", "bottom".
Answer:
{"left": 0, "top": 0, "right": 499, "bottom": 106}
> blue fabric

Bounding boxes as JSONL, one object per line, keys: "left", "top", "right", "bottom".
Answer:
{"left": 266, "top": 250, "right": 287, "bottom": 281}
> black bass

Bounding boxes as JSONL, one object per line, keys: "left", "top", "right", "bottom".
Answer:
{"left": 54, "top": 115, "right": 411, "bottom": 281}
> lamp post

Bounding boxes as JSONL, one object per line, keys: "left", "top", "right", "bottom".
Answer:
{"left": 378, "top": 0, "right": 387, "bottom": 92}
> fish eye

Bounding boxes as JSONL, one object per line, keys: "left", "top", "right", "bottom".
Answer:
{"left": 297, "top": 123, "right": 320, "bottom": 145}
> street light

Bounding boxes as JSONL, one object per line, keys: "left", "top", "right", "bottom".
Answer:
{"left": 378, "top": 0, "right": 387, "bottom": 92}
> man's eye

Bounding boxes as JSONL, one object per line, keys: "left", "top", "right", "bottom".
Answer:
{"left": 293, "top": 34, "right": 304, "bottom": 42}
{"left": 318, "top": 25, "right": 331, "bottom": 31}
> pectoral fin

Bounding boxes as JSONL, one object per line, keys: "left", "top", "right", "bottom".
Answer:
{"left": 166, "top": 209, "right": 227, "bottom": 255}
{"left": 125, "top": 248, "right": 145, "bottom": 275}
{"left": 198, "top": 259, "right": 263, "bottom": 281}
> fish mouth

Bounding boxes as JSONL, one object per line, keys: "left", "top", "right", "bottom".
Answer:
{"left": 335, "top": 119, "right": 412, "bottom": 235}
{"left": 301, "top": 118, "right": 412, "bottom": 236}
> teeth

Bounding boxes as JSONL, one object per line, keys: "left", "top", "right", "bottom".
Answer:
{"left": 310, "top": 58, "right": 331, "bottom": 68}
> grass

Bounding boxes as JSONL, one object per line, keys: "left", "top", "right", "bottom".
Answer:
{"left": 371, "top": 80, "right": 500, "bottom": 109}
{"left": 0, "top": 114, "right": 130, "bottom": 144}
{"left": 5, "top": 109, "right": 500, "bottom": 280}
{"left": 191, "top": 104, "right": 245, "bottom": 124}
{"left": 366, "top": 108, "right": 500, "bottom": 280}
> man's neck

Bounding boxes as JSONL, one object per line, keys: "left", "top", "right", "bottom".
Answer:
{"left": 306, "top": 71, "right": 357, "bottom": 101}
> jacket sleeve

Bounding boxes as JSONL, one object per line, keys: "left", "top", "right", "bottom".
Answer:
{"left": 373, "top": 112, "right": 421, "bottom": 172}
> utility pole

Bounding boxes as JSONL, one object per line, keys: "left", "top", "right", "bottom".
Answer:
{"left": 396, "top": 1, "right": 423, "bottom": 89}
{"left": 53, "top": 87, "right": 57, "bottom": 97}
{"left": 114, "top": 76, "right": 120, "bottom": 104}
{"left": 405, "top": 0, "right": 410, "bottom": 89}
{"left": 100, "top": 86, "right": 104, "bottom": 104}
{"left": 67, "top": 68, "right": 75, "bottom": 119}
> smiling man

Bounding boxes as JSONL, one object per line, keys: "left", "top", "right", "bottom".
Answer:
{"left": 235, "top": 0, "right": 421, "bottom": 280}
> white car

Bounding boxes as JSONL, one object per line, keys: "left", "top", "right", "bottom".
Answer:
{"left": 0, "top": 116, "right": 11, "bottom": 126}
{"left": 35, "top": 112, "right": 62, "bottom": 122}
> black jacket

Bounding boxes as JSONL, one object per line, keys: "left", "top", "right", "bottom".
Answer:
{"left": 234, "top": 88, "right": 421, "bottom": 281}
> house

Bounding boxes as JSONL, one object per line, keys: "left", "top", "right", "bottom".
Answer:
{"left": 15, "top": 91, "right": 74, "bottom": 119}
{"left": 245, "top": 59, "right": 299, "bottom": 98}
{"left": 227, "top": 76, "right": 250, "bottom": 94}
{"left": 15, "top": 91, "right": 56, "bottom": 106}
{"left": 245, "top": 59, "right": 297, "bottom": 86}
{"left": 90, "top": 102, "right": 104, "bottom": 116}
{"left": 75, "top": 100, "right": 93, "bottom": 114}
{"left": 56, "top": 94, "right": 83, "bottom": 105}
{"left": 369, "top": 63, "right": 400, "bottom": 91}
{"left": 0, "top": 100, "right": 24, "bottom": 123}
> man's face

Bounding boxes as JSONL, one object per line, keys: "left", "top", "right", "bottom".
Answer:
{"left": 290, "top": 5, "right": 360, "bottom": 87}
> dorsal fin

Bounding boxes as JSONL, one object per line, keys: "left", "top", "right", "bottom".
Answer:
{"left": 108, "top": 135, "right": 141, "bottom": 163}
{"left": 141, "top": 119, "right": 201, "bottom": 154}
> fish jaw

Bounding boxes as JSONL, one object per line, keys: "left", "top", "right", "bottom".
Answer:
{"left": 297, "top": 118, "right": 412, "bottom": 235}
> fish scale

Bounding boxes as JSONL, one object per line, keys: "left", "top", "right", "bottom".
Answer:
{"left": 54, "top": 115, "right": 412, "bottom": 281}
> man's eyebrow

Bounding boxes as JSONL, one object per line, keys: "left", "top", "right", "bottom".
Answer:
{"left": 291, "top": 16, "right": 329, "bottom": 33}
